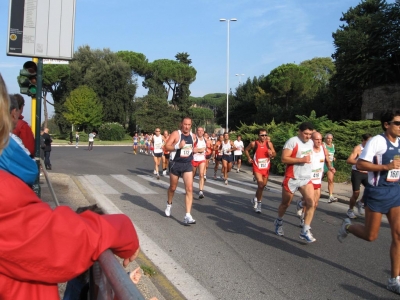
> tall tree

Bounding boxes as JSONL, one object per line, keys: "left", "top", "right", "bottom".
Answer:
{"left": 331, "top": 0, "right": 400, "bottom": 120}
{"left": 63, "top": 85, "right": 103, "bottom": 131}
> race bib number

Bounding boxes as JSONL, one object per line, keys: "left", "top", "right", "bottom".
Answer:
{"left": 224, "top": 149, "right": 231, "bottom": 155}
{"left": 181, "top": 144, "right": 193, "bottom": 157}
{"left": 258, "top": 158, "right": 269, "bottom": 169}
{"left": 155, "top": 143, "right": 162, "bottom": 150}
{"left": 311, "top": 168, "right": 322, "bottom": 179}
{"left": 387, "top": 169, "right": 400, "bottom": 182}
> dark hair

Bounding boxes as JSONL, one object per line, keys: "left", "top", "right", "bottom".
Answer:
{"left": 13, "top": 94, "right": 25, "bottom": 110}
{"left": 258, "top": 129, "right": 267, "bottom": 134}
{"left": 362, "top": 133, "right": 372, "bottom": 141}
{"left": 9, "top": 94, "right": 18, "bottom": 113}
{"left": 298, "top": 122, "right": 314, "bottom": 132}
{"left": 381, "top": 110, "right": 400, "bottom": 131}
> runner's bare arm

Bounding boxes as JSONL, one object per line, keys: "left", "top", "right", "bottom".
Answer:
{"left": 244, "top": 142, "right": 255, "bottom": 163}
{"left": 346, "top": 145, "right": 361, "bottom": 165}
{"left": 357, "top": 158, "right": 400, "bottom": 172}
{"left": 164, "top": 131, "right": 180, "bottom": 152}
{"left": 268, "top": 142, "right": 276, "bottom": 158}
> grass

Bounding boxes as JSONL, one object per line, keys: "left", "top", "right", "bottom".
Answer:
{"left": 140, "top": 265, "right": 156, "bottom": 277}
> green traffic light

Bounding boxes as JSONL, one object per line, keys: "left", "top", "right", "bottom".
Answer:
{"left": 18, "top": 61, "right": 37, "bottom": 96}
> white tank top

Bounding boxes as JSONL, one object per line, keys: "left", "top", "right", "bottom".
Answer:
{"left": 193, "top": 137, "right": 206, "bottom": 161}
{"left": 311, "top": 146, "right": 325, "bottom": 185}
{"left": 153, "top": 135, "right": 163, "bottom": 153}
{"left": 222, "top": 140, "right": 232, "bottom": 155}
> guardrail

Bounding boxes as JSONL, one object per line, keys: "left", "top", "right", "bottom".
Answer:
{"left": 39, "top": 163, "right": 145, "bottom": 300}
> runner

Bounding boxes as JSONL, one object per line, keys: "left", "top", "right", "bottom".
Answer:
{"left": 234, "top": 135, "right": 244, "bottom": 173}
{"left": 152, "top": 128, "right": 164, "bottom": 179}
{"left": 139, "top": 133, "right": 145, "bottom": 153}
{"left": 274, "top": 122, "right": 330, "bottom": 243}
{"left": 132, "top": 133, "right": 138, "bottom": 155}
{"left": 337, "top": 110, "right": 400, "bottom": 294}
{"left": 192, "top": 127, "right": 207, "bottom": 199}
{"left": 345, "top": 133, "right": 372, "bottom": 218}
{"left": 324, "top": 133, "right": 337, "bottom": 203}
{"left": 221, "top": 132, "right": 236, "bottom": 185}
{"left": 162, "top": 130, "right": 170, "bottom": 176}
{"left": 296, "top": 132, "right": 334, "bottom": 227}
{"left": 164, "top": 117, "right": 197, "bottom": 225}
{"left": 245, "top": 129, "right": 276, "bottom": 213}
{"left": 210, "top": 133, "right": 218, "bottom": 164}
{"left": 213, "top": 134, "right": 224, "bottom": 179}
{"left": 204, "top": 132, "right": 213, "bottom": 181}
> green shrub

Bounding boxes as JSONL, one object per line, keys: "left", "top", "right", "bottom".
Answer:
{"left": 98, "top": 122, "right": 126, "bottom": 141}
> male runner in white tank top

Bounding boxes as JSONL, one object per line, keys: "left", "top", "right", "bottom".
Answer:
{"left": 192, "top": 127, "right": 207, "bottom": 199}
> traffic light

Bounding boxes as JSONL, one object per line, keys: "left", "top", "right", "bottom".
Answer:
{"left": 18, "top": 61, "right": 37, "bottom": 96}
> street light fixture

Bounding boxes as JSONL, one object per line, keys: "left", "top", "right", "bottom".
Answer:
{"left": 235, "top": 73, "right": 245, "bottom": 85}
{"left": 220, "top": 18, "right": 237, "bottom": 133}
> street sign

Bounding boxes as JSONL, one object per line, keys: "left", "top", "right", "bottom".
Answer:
{"left": 7, "top": 0, "right": 76, "bottom": 60}
{"left": 43, "top": 59, "right": 69, "bottom": 64}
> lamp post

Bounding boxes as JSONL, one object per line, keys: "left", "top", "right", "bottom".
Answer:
{"left": 220, "top": 18, "right": 237, "bottom": 133}
{"left": 235, "top": 73, "right": 245, "bottom": 85}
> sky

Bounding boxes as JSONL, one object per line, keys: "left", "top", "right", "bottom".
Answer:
{"left": 0, "top": 0, "right": 393, "bottom": 125}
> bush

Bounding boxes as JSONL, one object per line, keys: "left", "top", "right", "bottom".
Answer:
{"left": 98, "top": 123, "right": 126, "bottom": 141}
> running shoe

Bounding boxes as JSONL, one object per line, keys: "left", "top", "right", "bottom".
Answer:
{"left": 224, "top": 179, "right": 228, "bottom": 185}
{"left": 253, "top": 176, "right": 256, "bottom": 182}
{"left": 213, "top": 172, "right": 217, "bottom": 180}
{"left": 256, "top": 202, "right": 262, "bottom": 213}
{"left": 347, "top": 209, "right": 357, "bottom": 219}
{"left": 387, "top": 276, "right": 400, "bottom": 295}
{"left": 337, "top": 218, "right": 352, "bottom": 243}
{"left": 236, "top": 169, "right": 239, "bottom": 173}
{"left": 264, "top": 186, "right": 270, "bottom": 190}
{"left": 153, "top": 170, "right": 157, "bottom": 175}
{"left": 356, "top": 201, "right": 365, "bottom": 216}
{"left": 163, "top": 170, "right": 167, "bottom": 176}
{"left": 220, "top": 175, "right": 224, "bottom": 179}
{"left": 183, "top": 214, "right": 196, "bottom": 225}
{"left": 199, "top": 191, "right": 204, "bottom": 199}
{"left": 251, "top": 197, "right": 257, "bottom": 209}
{"left": 204, "top": 175, "right": 207, "bottom": 181}
{"left": 274, "top": 219, "right": 284, "bottom": 236}
{"left": 299, "top": 230, "right": 316, "bottom": 243}
{"left": 165, "top": 204, "right": 172, "bottom": 217}
{"left": 296, "top": 199, "right": 303, "bottom": 217}
{"left": 328, "top": 196, "right": 338, "bottom": 203}
{"left": 156, "top": 174, "right": 160, "bottom": 180}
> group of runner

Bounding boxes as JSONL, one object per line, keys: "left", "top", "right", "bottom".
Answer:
{"left": 132, "top": 132, "right": 156, "bottom": 155}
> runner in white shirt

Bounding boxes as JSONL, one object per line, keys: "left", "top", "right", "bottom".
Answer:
{"left": 296, "top": 132, "right": 334, "bottom": 227}
{"left": 152, "top": 128, "right": 164, "bottom": 180}
{"left": 192, "top": 127, "right": 207, "bottom": 199}
{"left": 234, "top": 135, "right": 244, "bottom": 173}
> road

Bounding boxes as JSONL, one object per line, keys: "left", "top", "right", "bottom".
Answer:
{"left": 51, "top": 146, "right": 397, "bottom": 300}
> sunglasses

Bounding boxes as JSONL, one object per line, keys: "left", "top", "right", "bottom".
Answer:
{"left": 388, "top": 121, "right": 400, "bottom": 126}
{"left": 259, "top": 134, "right": 267, "bottom": 137}
{"left": 155, "top": 131, "right": 160, "bottom": 132}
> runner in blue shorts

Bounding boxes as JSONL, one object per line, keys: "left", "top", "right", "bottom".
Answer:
{"left": 337, "top": 110, "right": 400, "bottom": 295}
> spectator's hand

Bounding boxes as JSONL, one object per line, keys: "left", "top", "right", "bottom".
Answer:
{"left": 123, "top": 247, "right": 140, "bottom": 268}
{"left": 129, "top": 267, "right": 142, "bottom": 284}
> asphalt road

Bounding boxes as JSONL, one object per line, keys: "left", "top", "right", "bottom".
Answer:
{"left": 51, "top": 145, "right": 397, "bottom": 300}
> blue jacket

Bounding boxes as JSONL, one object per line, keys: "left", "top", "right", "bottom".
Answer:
{"left": 0, "top": 137, "right": 38, "bottom": 185}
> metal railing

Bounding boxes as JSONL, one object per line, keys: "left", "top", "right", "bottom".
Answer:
{"left": 40, "top": 162, "right": 144, "bottom": 300}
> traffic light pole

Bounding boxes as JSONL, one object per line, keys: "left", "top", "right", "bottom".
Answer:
{"left": 33, "top": 58, "right": 43, "bottom": 197}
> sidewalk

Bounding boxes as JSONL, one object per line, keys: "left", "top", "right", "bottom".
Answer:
{"left": 234, "top": 163, "right": 356, "bottom": 205}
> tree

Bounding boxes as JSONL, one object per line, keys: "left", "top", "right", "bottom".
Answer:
{"left": 331, "top": 0, "right": 400, "bottom": 120}
{"left": 116, "top": 51, "right": 149, "bottom": 76}
{"left": 189, "top": 107, "right": 214, "bottom": 129}
{"left": 63, "top": 85, "right": 103, "bottom": 131}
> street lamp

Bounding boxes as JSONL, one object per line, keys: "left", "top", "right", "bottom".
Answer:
{"left": 220, "top": 18, "right": 237, "bottom": 133}
{"left": 235, "top": 73, "right": 245, "bottom": 85}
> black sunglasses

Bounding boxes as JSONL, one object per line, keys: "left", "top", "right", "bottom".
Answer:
{"left": 388, "top": 121, "right": 400, "bottom": 126}
{"left": 259, "top": 134, "right": 267, "bottom": 137}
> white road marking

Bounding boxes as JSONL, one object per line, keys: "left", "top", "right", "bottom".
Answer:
{"left": 83, "top": 175, "right": 119, "bottom": 194}
{"left": 111, "top": 174, "right": 158, "bottom": 194}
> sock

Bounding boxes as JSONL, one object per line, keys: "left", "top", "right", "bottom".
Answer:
{"left": 186, "top": 213, "right": 191, "bottom": 217}
{"left": 163, "top": 168, "right": 166, "bottom": 171}
{"left": 257, "top": 201, "right": 261, "bottom": 203}
{"left": 303, "top": 225, "right": 311, "bottom": 232}
{"left": 277, "top": 218, "right": 283, "bottom": 223}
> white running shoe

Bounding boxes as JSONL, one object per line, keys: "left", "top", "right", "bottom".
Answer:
{"left": 299, "top": 230, "right": 316, "bottom": 243}
{"left": 236, "top": 169, "right": 239, "bottom": 173}
{"left": 165, "top": 204, "right": 172, "bottom": 217}
{"left": 347, "top": 209, "right": 357, "bottom": 219}
{"left": 224, "top": 179, "right": 228, "bottom": 185}
{"left": 387, "top": 276, "right": 400, "bottom": 295}
{"left": 356, "top": 201, "right": 365, "bottom": 216}
{"left": 163, "top": 170, "right": 167, "bottom": 176}
{"left": 296, "top": 199, "right": 303, "bottom": 217}
{"left": 337, "top": 218, "right": 352, "bottom": 243}
{"left": 204, "top": 175, "right": 207, "bottom": 181}
{"left": 183, "top": 214, "right": 196, "bottom": 225}
{"left": 328, "top": 196, "right": 338, "bottom": 203}
{"left": 274, "top": 219, "right": 284, "bottom": 236}
{"left": 251, "top": 197, "right": 257, "bottom": 209}
{"left": 156, "top": 174, "right": 160, "bottom": 180}
{"left": 256, "top": 202, "right": 262, "bottom": 213}
{"left": 153, "top": 170, "right": 157, "bottom": 175}
{"left": 220, "top": 175, "right": 224, "bottom": 179}
{"left": 199, "top": 191, "right": 204, "bottom": 199}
